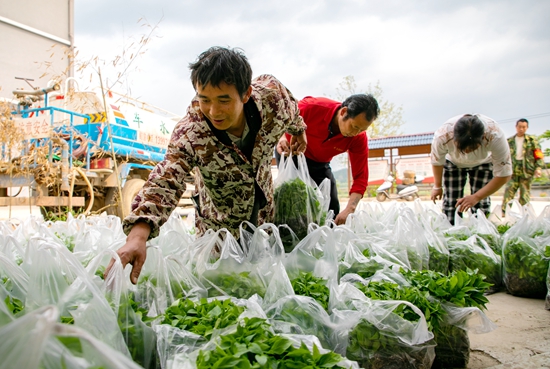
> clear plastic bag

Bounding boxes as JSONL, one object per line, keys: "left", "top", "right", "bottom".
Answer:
{"left": 103, "top": 250, "right": 159, "bottom": 368}
{"left": 331, "top": 296, "right": 435, "bottom": 369}
{"left": 502, "top": 215, "right": 549, "bottom": 298}
{"left": 192, "top": 229, "right": 270, "bottom": 299}
{"left": 274, "top": 153, "right": 327, "bottom": 251}
{"left": 432, "top": 303, "right": 497, "bottom": 369}
{"left": 0, "top": 305, "right": 142, "bottom": 369}
{"left": 265, "top": 294, "right": 336, "bottom": 350}
{"left": 446, "top": 235, "right": 502, "bottom": 292}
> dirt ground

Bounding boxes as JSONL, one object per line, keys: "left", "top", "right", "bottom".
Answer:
{"left": 468, "top": 292, "right": 550, "bottom": 368}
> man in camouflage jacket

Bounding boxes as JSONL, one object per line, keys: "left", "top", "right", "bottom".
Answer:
{"left": 106, "top": 47, "right": 307, "bottom": 284}
{"left": 502, "top": 118, "right": 545, "bottom": 213}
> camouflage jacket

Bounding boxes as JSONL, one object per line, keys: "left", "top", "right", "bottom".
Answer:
{"left": 508, "top": 134, "right": 545, "bottom": 177}
{"left": 123, "top": 74, "right": 306, "bottom": 239}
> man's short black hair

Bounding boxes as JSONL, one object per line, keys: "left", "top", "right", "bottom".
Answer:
{"left": 341, "top": 94, "right": 380, "bottom": 122}
{"left": 189, "top": 46, "right": 252, "bottom": 98}
{"left": 516, "top": 118, "right": 529, "bottom": 126}
{"left": 454, "top": 114, "right": 485, "bottom": 153}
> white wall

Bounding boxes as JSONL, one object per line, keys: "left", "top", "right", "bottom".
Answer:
{"left": 0, "top": 0, "right": 73, "bottom": 99}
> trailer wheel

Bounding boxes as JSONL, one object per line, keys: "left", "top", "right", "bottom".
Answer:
{"left": 105, "top": 178, "right": 146, "bottom": 218}
{"left": 376, "top": 192, "right": 387, "bottom": 202}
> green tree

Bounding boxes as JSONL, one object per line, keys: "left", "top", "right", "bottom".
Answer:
{"left": 334, "top": 75, "right": 405, "bottom": 138}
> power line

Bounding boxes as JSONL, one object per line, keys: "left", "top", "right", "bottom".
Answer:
{"left": 497, "top": 112, "right": 550, "bottom": 124}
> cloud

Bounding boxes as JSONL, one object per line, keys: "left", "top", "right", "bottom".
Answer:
{"left": 74, "top": 0, "right": 550, "bottom": 138}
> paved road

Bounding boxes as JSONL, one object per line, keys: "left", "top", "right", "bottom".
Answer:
{"left": 356, "top": 195, "right": 550, "bottom": 218}
{"left": 1, "top": 196, "right": 548, "bottom": 221}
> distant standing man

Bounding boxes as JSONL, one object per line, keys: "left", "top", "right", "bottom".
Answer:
{"left": 430, "top": 114, "right": 512, "bottom": 225}
{"left": 501, "top": 118, "right": 545, "bottom": 214}
{"left": 277, "top": 95, "right": 380, "bottom": 225}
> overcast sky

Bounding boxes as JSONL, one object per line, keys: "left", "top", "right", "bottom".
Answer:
{"left": 74, "top": 0, "right": 550, "bottom": 140}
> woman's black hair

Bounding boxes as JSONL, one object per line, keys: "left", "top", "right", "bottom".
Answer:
{"left": 454, "top": 114, "right": 485, "bottom": 153}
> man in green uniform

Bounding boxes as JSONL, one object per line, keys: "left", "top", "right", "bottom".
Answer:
{"left": 501, "top": 118, "right": 545, "bottom": 214}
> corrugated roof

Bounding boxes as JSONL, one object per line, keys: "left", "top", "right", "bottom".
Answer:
{"left": 369, "top": 132, "right": 434, "bottom": 150}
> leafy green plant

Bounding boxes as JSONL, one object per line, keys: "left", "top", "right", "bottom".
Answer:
{"left": 274, "top": 177, "right": 325, "bottom": 251}
{"left": 54, "top": 232, "right": 76, "bottom": 252}
{"left": 290, "top": 272, "right": 330, "bottom": 311}
{"left": 204, "top": 271, "right": 266, "bottom": 299}
{"left": 402, "top": 269, "right": 491, "bottom": 309}
{"left": 4, "top": 295, "right": 24, "bottom": 315}
{"left": 431, "top": 323, "right": 470, "bottom": 369}
{"left": 196, "top": 317, "right": 349, "bottom": 369}
{"left": 161, "top": 297, "right": 244, "bottom": 340}
{"left": 118, "top": 293, "right": 158, "bottom": 368}
{"left": 496, "top": 224, "right": 512, "bottom": 235}
{"left": 346, "top": 318, "right": 434, "bottom": 369}
{"left": 448, "top": 238, "right": 501, "bottom": 291}
{"left": 269, "top": 297, "right": 334, "bottom": 349}
{"left": 503, "top": 238, "right": 548, "bottom": 298}
{"left": 428, "top": 245, "right": 449, "bottom": 274}
{"left": 355, "top": 281, "right": 444, "bottom": 332}
{"left": 339, "top": 248, "right": 385, "bottom": 280}
{"left": 477, "top": 233, "right": 502, "bottom": 254}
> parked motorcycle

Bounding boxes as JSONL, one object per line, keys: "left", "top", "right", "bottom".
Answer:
{"left": 376, "top": 174, "right": 425, "bottom": 202}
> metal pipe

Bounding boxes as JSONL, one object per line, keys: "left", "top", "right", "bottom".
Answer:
{"left": 12, "top": 83, "right": 60, "bottom": 97}
{"left": 0, "top": 15, "right": 71, "bottom": 46}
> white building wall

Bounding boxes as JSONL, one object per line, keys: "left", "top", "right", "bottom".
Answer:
{"left": 0, "top": 0, "right": 73, "bottom": 99}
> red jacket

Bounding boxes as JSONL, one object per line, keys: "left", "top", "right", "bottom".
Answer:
{"left": 286, "top": 96, "right": 369, "bottom": 195}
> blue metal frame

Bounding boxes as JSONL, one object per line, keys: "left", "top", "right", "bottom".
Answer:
{"left": 18, "top": 106, "right": 168, "bottom": 172}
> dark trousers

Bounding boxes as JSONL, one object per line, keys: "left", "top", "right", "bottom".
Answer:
{"left": 305, "top": 157, "right": 340, "bottom": 216}
{"left": 443, "top": 160, "right": 493, "bottom": 225}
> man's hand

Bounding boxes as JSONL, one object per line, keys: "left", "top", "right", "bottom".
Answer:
{"left": 104, "top": 222, "right": 150, "bottom": 284}
{"left": 335, "top": 193, "right": 361, "bottom": 225}
{"left": 431, "top": 188, "right": 442, "bottom": 203}
{"left": 277, "top": 135, "right": 290, "bottom": 155}
{"left": 334, "top": 208, "right": 352, "bottom": 225}
{"left": 290, "top": 132, "right": 307, "bottom": 154}
{"left": 535, "top": 168, "right": 542, "bottom": 178}
{"left": 455, "top": 194, "right": 481, "bottom": 213}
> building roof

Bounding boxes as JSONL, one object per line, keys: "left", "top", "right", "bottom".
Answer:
{"left": 369, "top": 132, "right": 434, "bottom": 150}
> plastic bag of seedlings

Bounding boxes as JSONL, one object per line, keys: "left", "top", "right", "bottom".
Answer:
{"left": 154, "top": 296, "right": 264, "bottom": 369}
{"left": 0, "top": 305, "right": 142, "bottom": 369}
{"left": 103, "top": 250, "right": 159, "bottom": 369}
{"left": 332, "top": 296, "right": 435, "bottom": 369}
{"left": 265, "top": 294, "right": 336, "bottom": 350}
{"left": 128, "top": 245, "right": 207, "bottom": 317}
{"left": 463, "top": 208, "right": 503, "bottom": 254}
{"left": 431, "top": 303, "right": 496, "bottom": 369}
{"left": 446, "top": 234, "right": 502, "bottom": 293}
{"left": 21, "top": 236, "right": 130, "bottom": 356}
{"left": 338, "top": 236, "right": 406, "bottom": 281}
{"left": 384, "top": 207, "right": 430, "bottom": 271}
{"left": 238, "top": 221, "right": 285, "bottom": 264}
{"left": 192, "top": 229, "right": 272, "bottom": 299}
{"left": 0, "top": 250, "right": 28, "bottom": 307}
{"left": 170, "top": 316, "right": 358, "bottom": 369}
{"left": 284, "top": 225, "right": 344, "bottom": 286}
{"left": 414, "top": 200, "right": 453, "bottom": 233}
{"left": 273, "top": 153, "right": 328, "bottom": 251}
{"left": 502, "top": 215, "right": 549, "bottom": 298}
